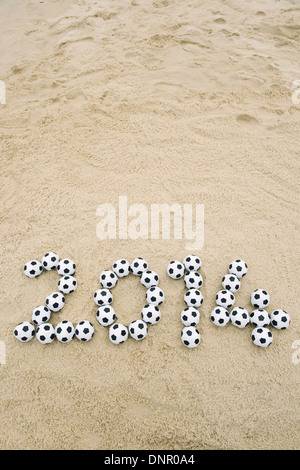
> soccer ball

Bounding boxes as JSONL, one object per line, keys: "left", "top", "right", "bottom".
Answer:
{"left": 58, "top": 275, "right": 77, "bottom": 294}
{"left": 109, "top": 323, "right": 128, "bottom": 344}
{"left": 75, "top": 320, "right": 94, "bottom": 341}
{"left": 180, "top": 307, "right": 200, "bottom": 327}
{"left": 250, "top": 289, "right": 270, "bottom": 309}
{"left": 129, "top": 319, "right": 148, "bottom": 341}
{"left": 94, "top": 288, "right": 113, "bottom": 306}
{"left": 42, "top": 251, "right": 59, "bottom": 271}
{"left": 221, "top": 274, "right": 241, "bottom": 293}
{"left": 45, "top": 291, "right": 65, "bottom": 312}
{"left": 141, "top": 304, "right": 161, "bottom": 324}
{"left": 140, "top": 270, "right": 160, "bottom": 288}
{"left": 210, "top": 306, "right": 230, "bottom": 327}
{"left": 167, "top": 260, "right": 185, "bottom": 279}
{"left": 184, "top": 289, "right": 203, "bottom": 307}
{"left": 36, "top": 323, "right": 56, "bottom": 344}
{"left": 112, "top": 259, "right": 130, "bottom": 278}
{"left": 216, "top": 289, "right": 235, "bottom": 309}
{"left": 181, "top": 326, "right": 201, "bottom": 348}
{"left": 99, "top": 269, "right": 118, "bottom": 289}
{"left": 96, "top": 305, "right": 117, "bottom": 326}
{"left": 32, "top": 305, "right": 51, "bottom": 325}
{"left": 55, "top": 320, "right": 75, "bottom": 343}
{"left": 270, "top": 309, "right": 291, "bottom": 330}
{"left": 184, "top": 271, "right": 203, "bottom": 289}
{"left": 57, "top": 258, "right": 76, "bottom": 276}
{"left": 230, "top": 307, "right": 250, "bottom": 328}
{"left": 250, "top": 309, "right": 270, "bottom": 327}
{"left": 251, "top": 327, "right": 273, "bottom": 348}
{"left": 130, "top": 257, "right": 148, "bottom": 276}
{"left": 183, "top": 255, "right": 202, "bottom": 272}
{"left": 228, "top": 259, "right": 248, "bottom": 279}
{"left": 23, "top": 260, "right": 43, "bottom": 278}
{"left": 146, "top": 286, "right": 165, "bottom": 306}
{"left": 14, "top": 321, "right": 35, "bottom": 342}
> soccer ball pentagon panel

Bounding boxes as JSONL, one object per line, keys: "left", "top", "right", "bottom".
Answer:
{"left": 228, "top": 259, "right": 248, "bottom": 279}
{"left": 75, "top": 321, "right": 94, "bottom": 341}
{"left": 250, "top": 309, "right": 270, "bottom": 328}
{"left": 181, "top": 326, "right": 201, "bottom": 349}
{"left": 36, "top": 323, "right": 56, "bottom": 344}
{"left": 210, "top": 306, "right": 230, "bottom": 327}
{"left": 184, "top": 271, "right": 203, "bottom": 290}
{"left": 184, "top": 288, "right": 203, "bottom": 308}
{"left": 221, "top": 274, "right": 241, "bottom": 293}
{"left": 251, "top": 327, "right": 273, "bottom": 348}
{"left": 109, "top": 323, "right": 128, "bottom": 344}
{"left": 130, "top": 257, "right": 148, "bottom": 276}
{"left": 181, "top": 307, "right": 200, "bottom": 327}
{"left": 24, "top": 260, "right": 43, "bottom": 278}
{"left": 45, "top": 291, "right": 65, "bottom": 312}
{"left": 146, "top": 286, "right": 165, "bottom": 306}
{"left": 183, "top": 255, "right": 202, "bottom": 272}
{"left": 57, "top": 258, "right": 76, "bottom": 276}
{"left": 215, "top": 289, "right": 235, "bottom": 309}
{"left": 129, "top": 319, "right": 148, "bottom": 341}
{"left": 112, "top": 259, "right": 130, "bottom": 278}
{"left": 230, "top": 307, "right": 250, "bottom": 328}
{"left": 99, "top": 270, "right": 118, "bottom": 289}
{"left": 58, "top": 275, "right": 77, "bottom": 294}
{"left": 14, "top": 321, "right": 35, "bottom": 342}
{"left": 42, "top": 251, "right": 59, "bottom": 271}
{"left": 55, "top": 320, "right": 75, "bottom": 343}
{"left": 167, "top": 260, "right": 185, "bottom": 279}
{"left": 270, "top": 309, "right": 291, "bottom": 330}
{"left": 141, "top": 304, "right": 161, "bottom": 324}
{"left": 94, "top": 288, "right": 113, "bottom": 306}
{"left": 250, "top": 289, "right": 270, "bottom": 309}
{"left": 140, "top": 270, "right": 160, "bottom": 288}
{"left": 96, "top": 305, "right": 116, "bottom": 326}
{"left": 32, "top": 305, "right": 51, "bottom": 325}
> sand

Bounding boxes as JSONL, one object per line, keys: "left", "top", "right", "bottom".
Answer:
{"left": 0, "top": 0, "right": 299, "bottom": 450}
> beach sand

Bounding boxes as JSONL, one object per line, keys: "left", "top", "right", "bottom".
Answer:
{"left": 0, "top": 0, "right": 299, "bottom": 450}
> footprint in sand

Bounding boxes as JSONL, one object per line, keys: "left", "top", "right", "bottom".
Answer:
{"left": 236, "top": 113, "right": 260, "bottom": 127}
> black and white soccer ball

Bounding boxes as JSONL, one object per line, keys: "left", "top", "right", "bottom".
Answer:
{"left": 99, "top": 269, "right": 118, "bottom": 289}
{"left": 184, "top": 271, "right": 203, "bottom": 290}
{"left": 58, "top": 275, "right": 77, "bottom": 294}
{"left": 181, "top": 326, "right": 201, "bottom": 349}
{"left": 250, "top": 289, "right": 270, "bottom": 309}
{"left": 94, "top": 288, "right": 113, "bottom": 306}
{"left": 221, "top": 274, "right": 241, "bottom": 293}
{"left": 270, "top": 309, "right": 291, "bottom": 330}
{"left": 184, "top": 288, "right": 203, "bottom": 308}
{"left": 230, "top": 307, "right": 250, "bottom": 328}
{"left": 75, "top": 320, "right": 94, "bottom": 341}
{"left": 251, "top": 327, "right": 273, "bottom": 348}
{"left": 181, "top": 307, "right": 200, "bottom": 327}
{"left": 183, "top": 255, "right": 202, "bottom": 272}
{"left": 42, "top": 251, "right": 59, "bottom": 271}
{"left": 141, "top": 304, "right": 161, "bottom": 324}
{"left": 55, "top": 320, "right": 75, "bottom": 343}
{"left": 228, "top": 259, "right": 248, "bottom": 279}
{"left": 167, "top": 260, "right": 185, "bottom": 279}
{"left": 57, "top": 258, "right": 76, "bottom": 276}
{"left": 216, "top": 289, "right": 235, "bottom": 309}
{"left": 45, "top": 291, "right": 65, "bottom": 312}
{"left": 14, "top": 321, "right": 35, "bottom": 342}
{"left": 129, "top": 319, "right": 148, "bottom": 341}
{"left": 109, "top": 322, "right": 128, "bottom": 344}
{"left": 140, "top": 270, "right": 159, "bottom": 288}
{"left": 32, "top": 305, "right": 51, "bottom": 325}
{"left": 112, "top": 259, "right": 130, "bottom": 278}
{"left": 23, "top": 260, "right": 43, "bottom": 278}
{"left": 146, "top": 286, "right": 165, "bottom": 306}
{"left": 210, "top": 306, "right": 230, "bottom": 327}
{"left": 130, "top": 257, "right": 148, "bottom": 276}
{"left": 96, "top": 305, "right": 117, "bottom": 326}
{"left": 250, "top": 309, "right": 270, "bottom": 328}
{"left": 36, "top": 323, "right": 56, "bottom": 344}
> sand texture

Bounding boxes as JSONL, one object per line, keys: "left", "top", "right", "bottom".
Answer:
{"left": 0, "top": 0, "right": 299, "bottom": 450}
